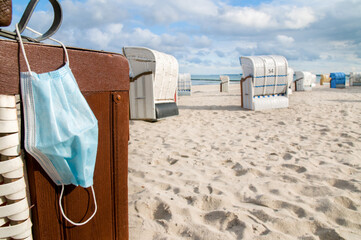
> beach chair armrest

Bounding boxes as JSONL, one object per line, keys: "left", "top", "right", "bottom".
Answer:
{"left": 130, "top": 71, "right": 153, "bottom": 82}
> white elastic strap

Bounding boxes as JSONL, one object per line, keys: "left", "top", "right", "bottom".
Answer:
{"left": 24, "top": 26, "right": 70, "bottom": 64}
{"left": 59, "top": 184, "right": 97, "bottom": 226}
{"left": 15, "top": 24, "right": 32, "bottom": 73}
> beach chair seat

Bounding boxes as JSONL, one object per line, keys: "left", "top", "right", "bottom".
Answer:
{"left": 220, "top": 75, "right": 230, "bottom": 92}
{"left": 240, "top": 55, "right": 289, "bottom": 111}
{"left": 123, "top": 47, "right": 179, "bottom": 120}
{"left": 349, "top": 72, "right": 361, "bottom": 86}
{"left": 320, "top": 74, "right": 331, "bottom": 85}
{"left": 294, "top": 71, "right": 315, "bottom": 91}
{"left": 330, "top": 72, "right": 346, "bottom": 88}
{"left": 178, "top": 73, "right": 192, "bottom": 96}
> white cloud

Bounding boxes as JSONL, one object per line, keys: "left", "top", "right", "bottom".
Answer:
{"left": 277, "top": 35, "right": 295, "bottom": 45}
{"left": 283, "top": 7, "right": 317, "bottom": 29}
{"left": 193, "top": 36, "right": 212, "bottom": 48}
{"left": 218, "top": 6, "right": 273, "bottom": 29}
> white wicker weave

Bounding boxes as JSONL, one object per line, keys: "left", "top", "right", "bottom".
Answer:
{"left": 0, "top": 94, "right": 33, "bottom": 240}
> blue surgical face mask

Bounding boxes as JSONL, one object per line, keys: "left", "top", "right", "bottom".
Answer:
{"left": 16, "top": 25, "right": 98, "bottom": 226}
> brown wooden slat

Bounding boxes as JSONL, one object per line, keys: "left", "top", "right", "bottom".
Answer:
{"left": 112, "top": 92, "right": 129, "bottom": 239}
{"left": 26, "top": 157, "right": 64, "bottom": 240}
{"left": 64, "top": 92, "right": 114, "bottom": 239}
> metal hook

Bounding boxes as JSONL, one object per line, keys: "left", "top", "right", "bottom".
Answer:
{"left": 0, "top": 0, "right": 62, "bottom": 42}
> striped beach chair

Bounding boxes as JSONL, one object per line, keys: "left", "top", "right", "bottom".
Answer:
{"left": 123, "top": 47, "right": 179, "bottom": 120}
{"left": 240, "top": 55, "right": 289, "bottom": 111}
{"left": 330, "top": 72, "right": 346, "bottom": 88}
{"left": 349, "top": 72, "right": 361, "bottom": 86}
{"left": 178, "top": 73, "right": 192, "bottom": 96}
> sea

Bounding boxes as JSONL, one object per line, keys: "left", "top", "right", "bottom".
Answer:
{"left": 191, "top": 74, "right": 349, "bottom": 86}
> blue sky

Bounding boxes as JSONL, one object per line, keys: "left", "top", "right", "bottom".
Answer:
{"left": 4, "top": 0, "right": 361, "bottom": 74}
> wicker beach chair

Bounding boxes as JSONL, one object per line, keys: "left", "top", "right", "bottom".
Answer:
{"left": 320, "top": 74, "right": 331, "bottom": 85}
{"left": 178, "top": 73, "right": 192, "bottom": 96}
{"left": 220, "top": 75, "right": 230, "bottom": 92}
{"left": 349, "top": 72, "right": 361, "bottom": 86}
{"left": 330, "top": 72, "right": 346, "bottom": 88}
{"left": 123, "top": 47, "right": 179, "bottom": 120}
{"left": 294, "top": 71, "right": 316, "bottom": 91}
{"left": 239, "top": 55, "right": 289, "bottom": 111}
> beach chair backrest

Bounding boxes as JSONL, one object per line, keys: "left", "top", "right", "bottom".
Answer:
{"left": 240, "top": 55, "right": 288, "bottom": 96}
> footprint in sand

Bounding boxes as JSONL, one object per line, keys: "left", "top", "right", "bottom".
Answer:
{"left": 334, "top": 196, "right": 358, "bottom": 210}
{"left": 232, "top": 163, "right": 246, "bottom": 176}
{"left": 173, "top": 187, "right": 180, "bottom": 194}
{"left": 314, "top": 225, "right": 344, "bottom": 240}
{"left": 167, "top": 156, "right": 179, "bottom": 165}
{"left": 249, "top": 184, "right": 257, "bottom": 193}
{"left": 204, "top": 211, "right": 246, "bottom": 239}
{"left": 283, "top": 152, "right": 293, "bottom": 161}
{"left": 153, "top": 202, "right": 172, "bottom": 221}
{"left": 327, "top": 179, "right": 359, "bottom": 192}
{"left": 250, "top": 209, "right": 274, "bottom": 222}
{"left": 281, "top": 163, "right": 307, "bottom": 173}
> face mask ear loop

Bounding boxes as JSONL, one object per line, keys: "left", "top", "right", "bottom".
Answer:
{"left": 59, "top": 184, "right": 98, "bottom": 226}
{"left": 15, "top": 24, "right": 32, "bottom": 73}
{"left": 24, "top": 26, "right": 70, "bottom": 64}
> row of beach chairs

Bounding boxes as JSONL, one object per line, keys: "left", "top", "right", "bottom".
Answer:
{"left": 122, "top": 47, "right": 360, "bottom": 120}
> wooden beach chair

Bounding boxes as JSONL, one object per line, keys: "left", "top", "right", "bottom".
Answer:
{"left": 294, "top": 71, "right": 316, "bottom": 91}
{"left": 349, "top": 72, "right": 361, "bottom": 86}
{"left": 330, "top": 72, "right": 346, "bottom": 88}
{"left": 122, "top": 47, "right": 179, "bottom": 121}
{"left": 178, "top": 73, "right": 192, "bottom": 96}
{"left": 220, "top": 75, "right": 230, "bottom": 92}
{"left": 239, "top": 55, "right": 289, "bottom": 110}
{"left": 320, "top": 74, "right": 331, "bottom": 85}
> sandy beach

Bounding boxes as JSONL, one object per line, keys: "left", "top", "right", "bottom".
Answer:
{"left": 128, "top": 83, "right": 361, "bottom": 240}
